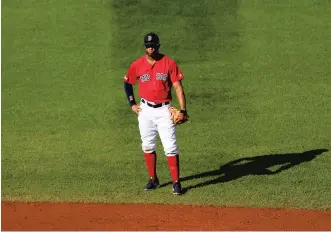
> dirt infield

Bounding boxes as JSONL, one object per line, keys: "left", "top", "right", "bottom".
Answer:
{"left": 2, "top": 202, "right": 331, "bottom": 231}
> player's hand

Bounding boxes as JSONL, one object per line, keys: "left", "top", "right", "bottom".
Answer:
{"left": 131, "top": 104, "right": 141, "bottom": 115}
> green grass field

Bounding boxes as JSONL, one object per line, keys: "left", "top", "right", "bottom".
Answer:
{"left": 2, "top": 0, "right": 331, "bottom": 210}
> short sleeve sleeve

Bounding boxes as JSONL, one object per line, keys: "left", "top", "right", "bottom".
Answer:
{"left": 169, "top": 61, "right": 184, "bottom": 83}
{"left": 124, "top": 62, "right": 137, "bottom": 84}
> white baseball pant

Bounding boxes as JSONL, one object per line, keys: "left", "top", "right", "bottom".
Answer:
{"left": 138, "top": 99, "right": 178, "bottom": 156}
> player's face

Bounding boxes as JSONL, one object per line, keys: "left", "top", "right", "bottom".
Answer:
{"left": 145, "top": 47, "right": 155, "bottom": 56}
{"left": 144, "top": 45, "right": 158, "bottom": 56}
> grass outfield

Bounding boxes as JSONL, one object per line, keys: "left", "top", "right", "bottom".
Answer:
{"left": 2, "top": 0, "right": 331, "bottom": 210}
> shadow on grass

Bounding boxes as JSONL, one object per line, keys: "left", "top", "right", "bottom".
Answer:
{"left": 160, "top": 149, "right": 328, "bottom": 194}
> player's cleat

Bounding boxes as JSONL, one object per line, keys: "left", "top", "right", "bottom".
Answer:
{"left": 172, "top": 181, "right": 183, "bottom": 195}
{"left": 144, "top": 177, "right": 160, "bottom": 191}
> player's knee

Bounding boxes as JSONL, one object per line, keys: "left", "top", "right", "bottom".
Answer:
{"left": 164, "top": 146, "right": 178, "bottom": 156}
{"left": 166, "top": 152, "right": 178, "bottom": 157}
{"left": 142, "top": 145, "right": 156, "bottom": 154}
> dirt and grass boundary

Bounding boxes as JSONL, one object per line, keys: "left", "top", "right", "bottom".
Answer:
{"left": 2, "top": 201, "right": 331, "bottom": 230}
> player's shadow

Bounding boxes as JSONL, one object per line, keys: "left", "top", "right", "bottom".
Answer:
{"left": 160, "top": 149, "right": 328, "bottom": 193}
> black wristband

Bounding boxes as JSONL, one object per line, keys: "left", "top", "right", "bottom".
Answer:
{"left": 180, "top": 109, "right": 187, "bottom": 116}
{"left": 129, "top": 100, "right": 136, "bottom": 107}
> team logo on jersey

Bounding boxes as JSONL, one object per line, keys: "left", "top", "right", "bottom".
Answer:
{"left": 140, "top": 73, "right": 151, "bottom": 82}
{"left": 156, "top": 73, "right": 168, "bottom": 81}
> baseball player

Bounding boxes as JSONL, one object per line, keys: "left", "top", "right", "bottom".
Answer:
{"left": 123, "top": 32, "right": 188, "bottom": 195}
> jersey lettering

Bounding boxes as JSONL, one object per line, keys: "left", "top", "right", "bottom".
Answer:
{"left": 140, "top": 74, "right": 151, "bottom": 82}
{"left": 156, "top": 73, "right": 168, "bottom": 81}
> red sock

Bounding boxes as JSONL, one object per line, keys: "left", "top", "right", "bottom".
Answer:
{"left": 167, "top": 155, "right": 180, "bottom": 183}
{"left": 144, "top": 152, "right": 157, "bottom": 179}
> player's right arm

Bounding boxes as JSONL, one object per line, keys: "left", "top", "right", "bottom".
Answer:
{"left": 124, "top": 62, "right": 141, "bottom": 115}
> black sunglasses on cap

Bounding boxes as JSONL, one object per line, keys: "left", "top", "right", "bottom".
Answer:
{"left": 144, "top": 43, "right": 159, "bottom": 49}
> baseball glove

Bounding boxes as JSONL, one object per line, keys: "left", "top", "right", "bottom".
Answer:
{"left": 169, "top": 106, "right": 189, "bottom": 125}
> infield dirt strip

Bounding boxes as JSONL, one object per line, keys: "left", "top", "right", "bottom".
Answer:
{"left": 2, "top": 202, "right": 331, "bottom": 231}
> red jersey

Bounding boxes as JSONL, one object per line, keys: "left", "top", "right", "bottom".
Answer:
{"left": 124, "top": 54, "right": 184, "bottom": 103}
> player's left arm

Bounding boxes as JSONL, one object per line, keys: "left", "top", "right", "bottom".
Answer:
{"left": 170, "top": 60, "right": 187, "bottom": 114}
{"left": 173, "top": 81, "right": 187, "bottom": 113}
